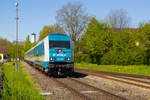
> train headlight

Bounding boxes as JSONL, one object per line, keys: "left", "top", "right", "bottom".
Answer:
{"left": 50, "top": 57, "right": 55, "bottom": 61}
{"left": 58, "top": 49, "right": 62, "bottom": 52}
{"left": 66, "top": 58, "right": 70, "bottom": 60}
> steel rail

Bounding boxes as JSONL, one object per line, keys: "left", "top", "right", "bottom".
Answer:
{"left": 68, "top": 78, "right": 126, "bottom": 100}
{"left": 76, "top": 69, "right": 150, "bottom": 90}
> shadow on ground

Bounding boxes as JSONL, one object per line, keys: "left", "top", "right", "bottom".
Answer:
{"left": 52, "top": 72, "right": 88, "bottom": 78}
{"left": 70, "top": 72, "right": 88, "bottom": 78}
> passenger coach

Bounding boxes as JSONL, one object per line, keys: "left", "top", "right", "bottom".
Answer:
{"left": 24, "top": 33, "right": 74, "bottom": 76}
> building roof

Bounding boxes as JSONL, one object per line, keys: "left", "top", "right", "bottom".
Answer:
{"left": 32, "top": 33, "right": 36, "bottom": 35}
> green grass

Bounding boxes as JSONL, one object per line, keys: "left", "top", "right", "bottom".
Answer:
{"left": 2, "top": 62, "right": 45, "bottom": 100}
{"left": 75, "top": 63, "right": 150, "bottom": 76}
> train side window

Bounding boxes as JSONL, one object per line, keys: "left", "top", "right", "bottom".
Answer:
{"left": 37, "top": 46, "right": 39, "bottom": 56}
{"left": 42, "top": 43, "right": 44, "bottom": 56}
{"left": 33, "top": 49, "right": 35, "bottom": 56}
{"left": 31, "top": 50, "right": 33, "bottom": 56}
{"left": 34, "top": 48, "right": 36, "bottom": 56}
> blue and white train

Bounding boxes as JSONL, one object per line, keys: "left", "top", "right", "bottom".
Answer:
{"left": 24, "top": 33, "right": 74, "bottom": 76}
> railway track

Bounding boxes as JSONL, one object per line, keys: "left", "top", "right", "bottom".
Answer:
{"left": 75, "top": 68, "right": 150, "bottom": 90}
{"left": 23, "top": 62, "right": 126, "bottom": 100}
{"left": 52, "top": 78, "right": 126, "bottom": 100}
{"left": 75, "top": 68, "right": 150, "bottom": 79}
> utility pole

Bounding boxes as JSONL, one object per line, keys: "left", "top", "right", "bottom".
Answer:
{"left": 15, "top": 2, "right": 19, "bottom": 71}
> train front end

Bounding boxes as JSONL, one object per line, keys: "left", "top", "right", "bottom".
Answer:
{"left": 47, "top": 33, "right": 74, "bottom": 76}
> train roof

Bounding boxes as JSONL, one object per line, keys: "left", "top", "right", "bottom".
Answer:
{"left": 25, "top": 33, "right": 71, "bottom": 55}
{"left": 49, "top": 33, "right": 71, "bottom": 41}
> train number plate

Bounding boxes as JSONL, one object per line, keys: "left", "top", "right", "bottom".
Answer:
{"left": 56, "top": 58, "right": 64, "bottom": 60}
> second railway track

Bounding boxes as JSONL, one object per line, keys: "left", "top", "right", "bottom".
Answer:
{"left": 53, "top": 78, "right": 126, "bottom": 100}
{"left": 75, "top": 68, "right": 150, "bottom": 90}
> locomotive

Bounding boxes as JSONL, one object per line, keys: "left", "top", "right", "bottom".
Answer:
{"left": 24, "top": 33, "right": 74, "bottom": 76}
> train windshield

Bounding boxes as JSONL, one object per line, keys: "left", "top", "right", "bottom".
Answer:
{"left": 49, "top": 41, "right": 70, "bottom": 49}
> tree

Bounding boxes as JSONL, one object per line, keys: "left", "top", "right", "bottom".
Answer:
{"left": 56, "top": 2, "right": 90, "bottom": 43}
{"left": 38, "top": 24, "right": 64, "bottom": 41}
{"left": 10, "top": 44, "right": 24, "bottom": 60}
{"left": 82, "top": 18, "right": 114, "bottom": 64}
{"left": 0, "top": 38, "right": 12, "bottom": 55}
{"left": 38, "top": 26, "right": 51, "bottom": 41}
{"left": 51, "top": 24, "right": 64, "bottom": 33}
{"left": 24, "top": 35, "right": 32, "bottom": 52}
{"left": 106, "top": 9, "right": 131, "bottom": 28}
{"left": 139, "top": 24, "right": 150, "bottom": 65}
{"left": 101, "top": 29, "right": 145, "bottom": 65}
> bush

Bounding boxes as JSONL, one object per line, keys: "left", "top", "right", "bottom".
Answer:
{"left": 75, "top": 54, "right": 91, "bottom": 63}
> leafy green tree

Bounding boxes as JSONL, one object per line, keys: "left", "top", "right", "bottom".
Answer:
{"left": 18, "top": 44, "right": 24, "bottom": 60}
{"left": 82, "top": 18, "right": 114, "bottom": 64}
{"left": 24, "top": 35, "right": 32, "bottom": 52}
{"left": 139, "top": 24, "right": 150, "bottom": 65}
{"left": 10, "top": 44, "right": 24, "bottom": 60}
{"left": 0, "top": 38, "right": 12, "bottom": 54}
{"left": 38, "top": 24, "right": 64, "bottom": 41}
{"left": 0, "top": 38, "right": 13, "bottom": 59}
{"left": 101, "top": 29, "right": 144, "bottom": 65}
{"left": 38, "top": 26, "right": 51, "bottom": 41}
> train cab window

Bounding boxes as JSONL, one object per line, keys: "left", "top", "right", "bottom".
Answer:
{"left": 49, "top": 41, "right": 70, "bottom": 49}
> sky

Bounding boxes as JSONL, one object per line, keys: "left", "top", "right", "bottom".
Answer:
{"left": 0, "top": 0, "right": 150, "bottom": 42}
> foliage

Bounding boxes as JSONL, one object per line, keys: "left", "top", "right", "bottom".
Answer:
{"left": 0, "top": 38, "right": 24, "bottom": 60}
{"left": 38, "top": 26, "right": 51, "bottom": 41}
{"left": 2, "top": 62, "right": 45, "bottom": 100}
{"left": 75, "top": 53, "right": 91, "bottom": 63}
{"left": 76, "top": 17, "right": 150, "bottom": 65}
{"left": 38, "top": 24, "right": 64, "bottom": 41}
{"left": 0, "top": 38, "right": 12, "bottom": 55}
{"left": 24, "top": 35, "right": 32, "bottom": 52}
{"left": 81, "top": 18, "right": 114, "bottom": 64}
{"left": 138, "top": 24, "right": 150, "bottom": 65}
{"left": 101, "top": 30, "right": 144, "bottom": 65}
{"left": 9, "top": 44, "right": 24, "bottom": 60}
